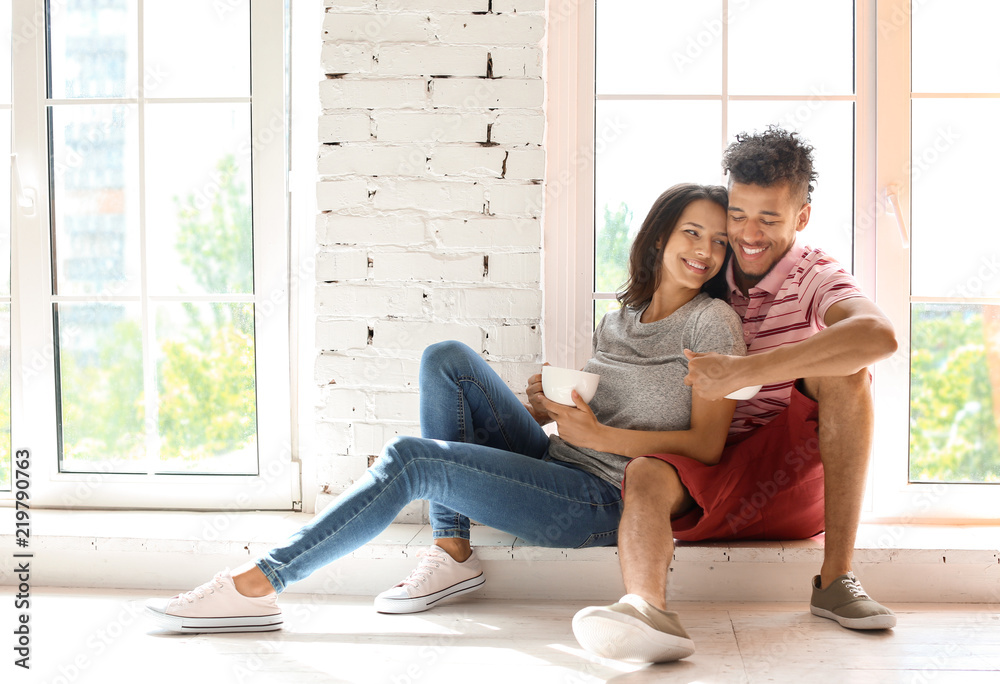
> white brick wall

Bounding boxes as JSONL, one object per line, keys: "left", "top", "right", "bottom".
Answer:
{"left": 314, "top": 2, "right": 546, "bottom": 506}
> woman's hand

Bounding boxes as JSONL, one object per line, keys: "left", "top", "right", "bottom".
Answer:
{"left": 539, "top": 391, "right": 608, "bottom": 452}
{"left": 525, "top": 364, "right": 553, "bottom": 426}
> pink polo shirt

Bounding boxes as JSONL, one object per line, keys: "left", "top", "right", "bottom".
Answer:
{"left": 726, "top": 239, "right": 864, "bottom": 436}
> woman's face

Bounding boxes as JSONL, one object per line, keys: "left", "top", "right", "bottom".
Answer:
{"left": 656, "top": 199, "right": 729, "bottom": 294}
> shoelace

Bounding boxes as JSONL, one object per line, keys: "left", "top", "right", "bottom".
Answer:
{"left": 841, "top": 576, "right": 871, "bottom": 600}
{"left": 398, "top": 549, "right": 447, "bottom": 588}
{"left": 176, "top": 572, "right": 227, "bottom": 604}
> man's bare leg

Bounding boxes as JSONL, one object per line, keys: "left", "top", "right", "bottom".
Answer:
{"left": 618, "top": 457, "right": 694, "bottom": 610}
{"left": 800, "top": 369, "right": 873, "bottom": 589}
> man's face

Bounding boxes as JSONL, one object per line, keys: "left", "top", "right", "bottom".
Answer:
{"left": 727, "top": 181, "right": 811, "bottom": 292}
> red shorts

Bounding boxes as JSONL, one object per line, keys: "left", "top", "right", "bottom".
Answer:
{"left": 623, "top": 384, "right": 825, "bottom": 541}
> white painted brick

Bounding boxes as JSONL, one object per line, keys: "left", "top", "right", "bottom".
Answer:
{"left": 503, "top": 148, "right": 545, "bottom": 180}
{"left": 484, "top": 324, "right": 541, "bottom": 357}
{"left": 372, "top": 179, "right": 487, "bottom": 214}
{"left": 314, "top": 421, "right": 353, "bottom": 457}
{"left": 323, "top": 13, "right": 434, "bottom": 42}
{"left": 353, "top": 422, "right": 421, "bottom": 457}
{"left": 378, "top": 45, "right": 489, "bottom": 77}
{"left": 431, "top": 78, "right": 543, "bottom": 109}
{"left": 319, "top": 214, "right": 427, "bottom": 247}
{"left": 320, "top": 79, "right": 427, "bottom": 109}
{"left": 376, "top": 0, "right": 489, "bottom": 11}
{"left": 315, "top": 452, "right": 369, "bottom": 491}
{"left": 492, "top": 0, "right": 546, "bottom": 12}
{"left": 316, "top": 179, "right": 371, "bottom": 211}
{"left": 428, "top": 146, "right": 506, "bottom": 177}
{"left": 316, "top": 249, "right": 370, "bottom": 281}
{"left": 318, "top": 387, "right": 367, "bottom": 421}
{"left": 431, "top": 287, "right": 542, "bottom": 320}
{"left": 316, "top": 284, "right": 425, "bottom": 317}
{"left": 488, "top": 252, "right": 540, "bottom": 284}
{"left": 374, "top": 111, "right": 490, "bottom": 143}
{"left": 318, "top": 112, "right": 372, "bottom": 142}
{"left": 431, "top": 217, "right": 540, "bottom": 249}
{"left": 315, "top": 353, "right": 420, "bottom": 388}
{"left": 488, "top": 183, "right": 543, "bottom": 218}
{"left": 435, "top": 15, "right": 545, "bottom": 45}
{"left": 324, "top": 0, "right": 376, "bottom": 9}
{"left": 491, "top": 113, "right": 544, "bottom": 144}
{"left": 491, "top": 47, "right": 543, "bottom": 78}
{"left": 486, "top": 360, "right": 542, "bottom": 391}
{"left": 375, "top": 320, "right": 482, "bottom": 353}
{"left": 321, "top": 43, "right": 376, "bottom": 75}
{"left": 316, "top": 319, "right": 370, "bottom": 351}
{"left": 319, "top": 144, "right": 428, "bottom": 177}
{"left": 371, "top": 391, "right": 420, "bottom": 422}
{"left": 373, "top": 251, "right": 485, "bottom": 282}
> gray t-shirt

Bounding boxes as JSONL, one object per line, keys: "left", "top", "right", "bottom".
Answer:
{"left": 547, "top": 292, "right": 746, "bottom": 486}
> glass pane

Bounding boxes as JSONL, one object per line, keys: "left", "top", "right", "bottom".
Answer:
{"left": 1, "top": 109, "right": 10, "bottom": 295}
{"left": 910, "top": 303, "right": 1000, "bottom": 483}
{"left": 144, "top": 103, "right": 253, "bottom": 295}
{"left": 911, "top": 99, "right": 1000, "bottom": 298}
{"left": 913, "top": 0, "right": 1000, "bottom": 93}
{"left": 728, "top": 0, "right": 853, "bottom": 96}
{"left": 596, "top": 101, "right": 721, "bottom": 294}
{"left": 144, "top": 0, "right": 250, "bottom": 99}
{"left": 596, "top": 0, "right": 721, "bottom": 95}
{"left": 728, "top": 100, "right": 855, "bottom": 271}
{"left": 154, "top": 302, "right": 257, "bottom": 475}
{"left": 50, "top": 104, "right": 140, "bottom": 296}
{"left": 0, "top": 305, "right": 9, "bottom": 490}
{"left": 594, "top": 299, "right": 622, "bottom": 330}
{"left": 49, "top": 0, "right": 137, "bottom": 99}
{"left": 57, "top": 303, "right": 146, "bottom": 474}
{"left": 0, "top": 0, "right": 10, "bottom": 103}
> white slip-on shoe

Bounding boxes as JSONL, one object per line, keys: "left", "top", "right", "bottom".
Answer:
{"left": 572, "top": 594, "right": 695, "bottom": 663}
{"left": 374, "top": 546, "right": 485, "bottom": 614}
{"left": 144, "top": 569, "right": 283, "bottom": 633}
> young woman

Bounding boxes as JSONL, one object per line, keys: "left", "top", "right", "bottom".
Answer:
{"left": 145, "top": 183, "right": 745, "bottom": 633}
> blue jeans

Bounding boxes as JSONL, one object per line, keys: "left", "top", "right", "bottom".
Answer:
{"left": 256, "top": 340, "right": 623, "bottom": 593}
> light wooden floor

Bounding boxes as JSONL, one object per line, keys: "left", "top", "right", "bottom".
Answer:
{"left": 3, "top": 588, "right": 999, "bottom": 683}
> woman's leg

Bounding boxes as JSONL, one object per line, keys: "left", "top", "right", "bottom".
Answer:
{"left": 418, "top": 341, "right": 551, "bottom": 541}
{"left": 255, "top": 435, "right": 623, "bottom": 593}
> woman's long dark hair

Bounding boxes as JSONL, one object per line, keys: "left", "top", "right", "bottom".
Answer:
{"left": 617, "top": 183, "right": 731, "bottom": 309}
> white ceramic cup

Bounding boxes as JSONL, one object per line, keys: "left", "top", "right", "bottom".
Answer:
{"left": 541, "top": 366, "right": 601, "bottom": 406}
{"left": 725, "top": 385, "right": 763, "bottom": 400}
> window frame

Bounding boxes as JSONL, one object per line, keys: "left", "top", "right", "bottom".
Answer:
{"left": 546, "top": 0, "right": 998, "bottom": 522}
{"left": 5, "top": 0, "right": 296, "bottom": 510}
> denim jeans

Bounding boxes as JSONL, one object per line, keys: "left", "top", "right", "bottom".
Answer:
{"left": 256, "top": 340, "right": 624, "bottom": 593}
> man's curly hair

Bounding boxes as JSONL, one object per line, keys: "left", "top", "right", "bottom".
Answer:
{"left": 722, "top": 126, "right": 817, "bottom": 205}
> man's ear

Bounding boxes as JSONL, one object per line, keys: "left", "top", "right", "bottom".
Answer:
{"left": 795, "top": 203, "right": 811, "bottom": 232}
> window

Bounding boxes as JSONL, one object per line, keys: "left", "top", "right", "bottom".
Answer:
{"left": 6, "top": 0, "right": 294, "bottom": 509}
{"left": 547, "top": 0, "right": 998, "bottom": 520}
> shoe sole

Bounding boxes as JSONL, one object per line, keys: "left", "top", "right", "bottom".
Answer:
{"left": 145, "top": 606, "right": 284, "bottom": 633}
{"left": 572, "top": 607, "right": 695, "bottom": 663}
{"left": 374, "top": 573, "right": 486, "bottom": 614}
{"left": 810, "top": 605, "right": 896, "bottom": 630}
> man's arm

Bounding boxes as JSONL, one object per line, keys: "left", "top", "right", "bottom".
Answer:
{"left": 686, "top": 297, "right": 898, "bottom": 400}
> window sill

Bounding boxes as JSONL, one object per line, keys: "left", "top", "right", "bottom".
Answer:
{"left": 6, "top": 509, "right": 998, "bottom": 603}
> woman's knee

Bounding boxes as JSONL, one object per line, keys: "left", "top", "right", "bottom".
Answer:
{"left": 421, "top": 340, "right": 475, "bottom": 375}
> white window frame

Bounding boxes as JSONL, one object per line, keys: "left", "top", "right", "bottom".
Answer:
{"left": 546, "top": 0, "right": 998, "bottom": 522}
{"left": 6, "top": 0, "right": 296, "bottom": 509}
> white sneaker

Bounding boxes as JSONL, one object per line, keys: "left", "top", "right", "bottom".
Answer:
{"left": 144, "top": 569, "right": 283, "bottom": 633}
{"left": 374, "top": 546, "right": 485, "bottom": 614}
{"left": 572, "top": 594, "right": 695, "bottom": 663}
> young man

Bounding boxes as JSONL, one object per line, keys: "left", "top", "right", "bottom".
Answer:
{"left": 569, "top": 127, "right": 899, "bottom": 663}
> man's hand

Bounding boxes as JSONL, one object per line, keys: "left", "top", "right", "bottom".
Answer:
{"left": 684, "top": 349, "right": 745, "bottom": 401}
{"left": 525, "top": 363, "right": 553, "bottom": 426}
{"left": 539, "top": 391, "right": 608, "bottom": 451}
